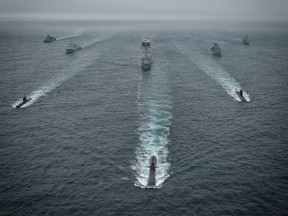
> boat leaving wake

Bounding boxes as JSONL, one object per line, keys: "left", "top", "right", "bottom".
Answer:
{"left": 12, "top": 36, "right": 110, "bottom": 108}
{"left": 12, "top": 72, "right": 81, "bottom": 108}
{"left": 133, "top": 64, "right": 172, "bottom": 189}
{"left": 175, "top": 43, "right": 250, "bottom": 102}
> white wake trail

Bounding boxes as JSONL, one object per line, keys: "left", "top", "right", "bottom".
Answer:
{"left": 134, "top": 64, "right": 172, "bottom": 188}
{"left": 175, "top": 43, "right": 250, "bottom": 102}
{"left": 56, "top": 30, "right": 84, "bottom": 41}
{"left": 12, "top": 36, "right": 110, "bottom": 108}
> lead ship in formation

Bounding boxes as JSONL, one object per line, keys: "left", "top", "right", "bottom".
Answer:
{"left": 66, "top": 42, "right": 81, "bottom": 54}
{"left": 141, "top": 48, "right": 152, "bottom": 71}
{"left": 142, "top": 37, "right": 151, "bottom": 47}
{"left": 147, "top": 155, "right": 157, "bottom": 187}
{"left": 44, "top": 34, "right": 57, "bottom": 43}
{"left": 210, "top": 43, "right": 222, "bottom": 57}
{"left": 242, "top": 34, "right": 251, "bottom": 45}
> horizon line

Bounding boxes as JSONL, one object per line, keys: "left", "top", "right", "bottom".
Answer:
{"left": 1, "top": 13, "right": 288, "bottom": 22}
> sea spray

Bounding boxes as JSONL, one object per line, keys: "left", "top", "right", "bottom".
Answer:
{"left": 134, "top": 63, "right": 172, "bottom": 188}
{"left": 174, "top": 43, "right": 250, "bottom": 102}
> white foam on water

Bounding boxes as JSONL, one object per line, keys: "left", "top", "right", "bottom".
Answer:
{"left": 12, "top": 73, "right": 76, "bottom": 108}
{"left": 12, "top": 36, "right": 110, "bottom": 108}
{"left": 81, "top": 37, "right": 107, "bottom": 49}
{"left": 175, "top": 43, "right": 250, "bottom": 102}
{"left": 56, "top": 30, "right": 84, "bottom": 41}
{"left": 134, "top": 68, "right": 172, "bottom": 188}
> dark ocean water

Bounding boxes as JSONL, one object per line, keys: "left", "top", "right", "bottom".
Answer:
{"left": 0, "top": 20, "right": 288, "bottom": 215}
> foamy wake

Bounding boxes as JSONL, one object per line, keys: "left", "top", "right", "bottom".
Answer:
{"left": 175, "top": 43, "right": 250, "bottom": 102}
{"left": 56, "top": 30, "right": 84, "bottom": 41}
{"left": 81, "top": 37, "right": 109, "bottom": 49}
{"left": 12, "top": 73, "right": 75, "bottom": 108}
{"left": 12, "top": 36, "right": 110, "bottom": 108}
{"left": 133, "top": 68, "right": 172, "bottom": 188}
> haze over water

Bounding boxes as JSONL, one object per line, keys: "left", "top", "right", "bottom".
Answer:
{"left": 0, "top": 0, "right": 288, "bottom": 214}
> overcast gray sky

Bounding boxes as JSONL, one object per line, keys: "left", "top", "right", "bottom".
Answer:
{"left": 0, "top": 0, "right": 288, "bottom": 20}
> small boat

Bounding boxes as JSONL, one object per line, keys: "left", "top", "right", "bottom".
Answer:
{"left": 142, "top": 37, "right": 151, "bottom": 47}
{"left": 236, "top": 89, "right": 247, "bottom": 102}
{"left": 44, "top": 34, "right": 57, "bottom": 43}
{"left": 15, "top": 96, "right": 31, "bottom": 108}
{"left": 66, "top": 42, "right": 81, "bottom": 54}
{"left": 141, "top": 48, "right": 152, "bottom": 71}
{"left": 210, "top": 43, "right": 222, "bottom": 57}
{"left": 242, "top": 34, "right": 250, "bottom": 45}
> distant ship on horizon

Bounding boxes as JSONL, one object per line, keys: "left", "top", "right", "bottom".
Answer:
{"left": 141, "top": 48, "right": 152, "bottom": 70}
{"left": 242, "top": 34, "right": 251, "bottom": 45}
{"left": 44, "top": 34, "right": 57, "bottom": 43}
{"left": 66, "top": 42, "right": 81, "bottom": 54}
{"left": 142, "top": 37, "right": 151, "bottom": 47}
{"left": 210, "top": 43, "right": 222, "bottom": 57}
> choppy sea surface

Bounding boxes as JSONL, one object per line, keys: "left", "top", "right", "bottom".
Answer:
{"left": 0, "top": 20, "right": 288, "bottom": 215}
